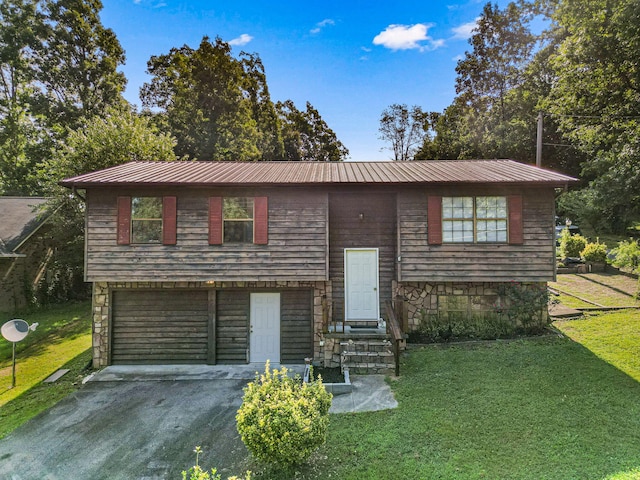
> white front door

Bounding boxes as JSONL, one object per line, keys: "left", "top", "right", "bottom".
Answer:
{"left": 250, "top": 293, "right": 280, "bottom": 363}
{"left": 344, "top": 248, "right": 379, "bottom": 321}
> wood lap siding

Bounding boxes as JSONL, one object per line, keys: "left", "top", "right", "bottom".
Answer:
{"left": 216, "top": 290, "right": 249, "bottom": 364}
{"left": 85, "top": 189, "right": 328, "bottom": 282}
{"left": 329, "top": 191, "right": 396, "bottom": 324}
{"left": 281, "top": 290, "right": 313, "bottom": 363}
{"left": 111, "top": 290, "right": 209, "bottom": 364}
{"left": 399, "top": 187, "right": 556, "bottom": 282}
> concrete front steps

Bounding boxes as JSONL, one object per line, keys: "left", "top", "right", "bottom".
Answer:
{"left": 340, "top": 336, "right": 396, "bottom": 375}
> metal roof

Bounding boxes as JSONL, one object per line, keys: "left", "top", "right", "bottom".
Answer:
{"left": 60, "top": 160, "right": 577, "bottom": 188}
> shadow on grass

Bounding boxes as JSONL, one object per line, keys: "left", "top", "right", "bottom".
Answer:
{"left": 313, "top": 336, "right": 640, "bottom": 480}
{"left": 0, "top": 348, "right": 94, "bottom": 439}
{"left": 0, "top": 302, "right": 91, "bottom": 362}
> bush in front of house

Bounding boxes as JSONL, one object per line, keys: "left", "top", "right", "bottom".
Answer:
{"left": 559, "top": 227, "right": 588, "bottom": 258}
{"left": 581, "top": 241, "right": 608, "bottom": 263}
{"left": 236, "top": 361, "right": 332, "bottom": 468}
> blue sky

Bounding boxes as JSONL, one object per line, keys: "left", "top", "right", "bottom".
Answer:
{"left": 101, "top": 0, "right": 506, "bottom": 161}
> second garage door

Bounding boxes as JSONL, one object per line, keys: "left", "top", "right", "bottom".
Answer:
{"left": 111, "top": 290, "right": 210, "bottom": 364}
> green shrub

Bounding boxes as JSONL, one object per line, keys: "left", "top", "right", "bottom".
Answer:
{"left": 236, "top": 362, "right": 332, "bottom": 467}
{"left": 610, "top": 240, "right": 640, "bottom": 273}
{"left": 581, "top": 241, "right": 608, "bottom": 262}
{"left": 559, "top": 228, "right": 588, "bottom": 258}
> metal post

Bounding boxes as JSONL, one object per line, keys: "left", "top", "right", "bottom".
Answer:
{"left": 536, "top": 112, "right": 543, "bottom": 167}
{"left": 11, "top": 342, "right": 16, "bottom": 388}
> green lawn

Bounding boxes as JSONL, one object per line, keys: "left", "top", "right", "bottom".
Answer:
{"left": 247, "top": 311, "right": 640, "bottom": 479}
{"left": 0, "top": 302, "right": 92, "bottom": 438}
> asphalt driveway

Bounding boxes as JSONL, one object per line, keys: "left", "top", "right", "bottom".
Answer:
{"left": 0, "top": 378, "right": 249, "bottom": 480}
{"left": 0, "top": 364, "right": 396, "bottom": 479}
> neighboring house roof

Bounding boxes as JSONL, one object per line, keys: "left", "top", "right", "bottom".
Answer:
{"left": 0, "top": 197, "right": 50, "bottom": 257}
{"left": 60, "top": 160, "right": 577, "bottom": 188}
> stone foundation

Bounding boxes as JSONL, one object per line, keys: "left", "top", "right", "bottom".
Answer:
{"left": 393, "top": 280, "right": 548, "bottom": 331}
{"left": 91, "top": 280, "right": 331, "bottom": 368}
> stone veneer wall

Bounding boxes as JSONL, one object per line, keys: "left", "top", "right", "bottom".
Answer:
{"left": 91, "top": 280, "right": 332, "bottom": 368}
{"left": 393, "top": 280, "right": 548, "bottom": 331}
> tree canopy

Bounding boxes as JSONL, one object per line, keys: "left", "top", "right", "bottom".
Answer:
{"left": 141, "top": 36, "right": 348, "bottom": 162}
{"left": 381, "top": 0, "right": 639, "bottom": 234}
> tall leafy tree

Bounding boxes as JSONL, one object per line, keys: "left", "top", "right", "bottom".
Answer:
{"left": 378, "top": 104, "right": 429, "bottom": 161}
{"left": 0, "top": 0, "right": 41, "bottom": 194}
{"left": 34, "top": 0, "right": 126, "bottom": 130}
{"left": 141, "top": 36, "right": 261, "bottom": 161}
{"left": 276, "top": 100, "right": 349, "bottom": 161}
{"left": 38, "top": 106, "right": 177, "bottom": 304}
{"left": 421, "top": 1, "right": 541, "bottom": 162}
{"left": 0, "top": 0, "right": 126, "bottom": 195}
{"left": 241, "top": 52, "right": 285, "bottom": 160}
{"left": 545, "top": 0, "right": 640, "bottom": 232}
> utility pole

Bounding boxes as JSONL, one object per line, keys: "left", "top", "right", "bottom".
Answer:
{"left": 536, "top": 112, "right": 543, "bottom": 167}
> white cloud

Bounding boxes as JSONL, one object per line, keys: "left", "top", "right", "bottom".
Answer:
{"left": 311, "top": 18, "right": 335, "bottom": 34}
{"left": 373, "top": 23, "right": 444, "bottom": 52}
{"left": 451, "top": 18, "right": 479, "bottom": 39}
{"left": 228, "top": 34, "right": 253, "bottom": 46}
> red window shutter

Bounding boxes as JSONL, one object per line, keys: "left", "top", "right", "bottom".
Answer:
{"left": 427, "top": 195, "right": 442, "bottom": 245}
{"left": 117, "top": 196, "right": 131, "bottom": 245}
{"left": 508, "top": 195, "right": 524, "bottom": 245}
{"left": 209, "top": 197, "right": 223, "bottom": 245}
{"left": 254, "top": 196, "right": 268, "bottom": 245}
{"left": 162, "top": 196, "right": 177, "bottom": 245}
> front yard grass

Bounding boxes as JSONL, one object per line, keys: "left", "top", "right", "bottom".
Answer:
{"left": 313, "top": 332, "right": 640, "bottom": 480}
{"left": 0, "top": 302, "right": 92, "bottom": 438}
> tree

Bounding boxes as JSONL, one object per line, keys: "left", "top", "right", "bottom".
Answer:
{"left": 276, "top": 100, "right": 349, "bottom": 161}
{"left": 0, "top": 0, "right": 126, "bottom": 195}
{"left": 0, "top": 0, "right": 41, "bottom": 195}
{"left": 241, "top": 52, "right": 285, "bottom": 160}
{"left": 141, "top": 36, "right": 262, "bottom": 161}
{"left": 34, "top": 0, "right": 126, "bottom": 130}
{"left": 378, "top": 104, "right": 428, "bottom": 161}
{"left": 37, "top": 106, "right": 177, "bottom": 304}
{"left": 545, "top": 0, "right": 640, "bottom": 232}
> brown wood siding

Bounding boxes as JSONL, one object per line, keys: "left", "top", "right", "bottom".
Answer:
{"left": 215, "top": 290, "right": 249, "bottom": 364}
{"left": 280, "top": 289, "right": 313, "bottom": 363}
{"left": 399, "top": 187, "right": 556, "bottom": 282}
{"left": 85, "top": 188, "right": 328, "bottom": 282}
{"left": 329, "top": 191, "right": 396, "bottom": 323}
{"left": 111, "top": 290, "right": 209, "bottom": 364}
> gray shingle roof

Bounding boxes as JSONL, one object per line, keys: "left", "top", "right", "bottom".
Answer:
{"left": 0, "top": 197, "right": 49, "bottom": 256}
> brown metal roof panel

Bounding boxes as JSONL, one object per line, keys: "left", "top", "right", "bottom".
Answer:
{"left": 60, "top": 159, "right": 578, "bottom": 187}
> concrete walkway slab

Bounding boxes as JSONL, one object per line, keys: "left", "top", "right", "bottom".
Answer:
{"left": 330, "top": 375, "right": 398, "bottom": 413}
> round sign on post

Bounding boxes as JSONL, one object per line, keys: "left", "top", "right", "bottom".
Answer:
{"left": 1, "top": 319, "right": 38, "bottom": 388}
{"left": 1, "top": 319, "right": 30, "bottom": 342}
